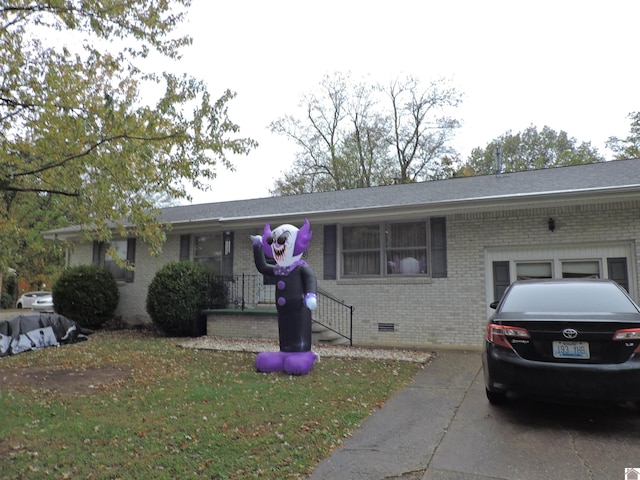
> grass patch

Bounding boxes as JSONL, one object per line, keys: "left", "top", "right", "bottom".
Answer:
{"left": 0, "top": 330, "right": 422, "bottom": 479}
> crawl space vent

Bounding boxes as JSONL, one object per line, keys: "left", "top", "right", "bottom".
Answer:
{"left": 378, "top": 323, "right": 395, "bottom": 333}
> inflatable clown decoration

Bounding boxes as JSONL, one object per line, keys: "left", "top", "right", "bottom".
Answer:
{"left": 250, "top": 219, "right": 317, "bottom": 375}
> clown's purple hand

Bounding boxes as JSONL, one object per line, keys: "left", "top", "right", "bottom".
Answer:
{"left": 304, "top": 293, "right": 317, "bottom": 310}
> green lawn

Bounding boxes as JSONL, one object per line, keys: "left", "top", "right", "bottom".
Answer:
{"left": 0, "top": 330, "right": 422, "bottom": 479}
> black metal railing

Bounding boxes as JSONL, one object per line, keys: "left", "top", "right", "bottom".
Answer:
{"left": 208, "top": 274, "right": 353, "bottom": 345}
{"left": 315, "top": 287, "right": 353, "bottom": 346}
{"left": 209, "top": 274, "right": 275, "bottom": 310}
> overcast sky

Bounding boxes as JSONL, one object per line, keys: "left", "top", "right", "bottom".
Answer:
{"left": 173, "top": 0, "right": 640, "bottom": 204}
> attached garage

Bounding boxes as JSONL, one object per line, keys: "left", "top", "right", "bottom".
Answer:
{"left": 486, "top": 241, "right": 637, "bottom": 311}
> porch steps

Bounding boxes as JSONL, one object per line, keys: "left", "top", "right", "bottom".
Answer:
{"left": 312, "top": 321, "right": 350, "bottom": 346}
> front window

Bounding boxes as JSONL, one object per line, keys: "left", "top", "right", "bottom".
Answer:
{"left": 193, "top": 232, "right": 233, "bottom": 276}
{"left": 342, "top": 221, "right": 428, "bottom": 277}
{"left": 342, "top": 225, "right": 381, "bottom": 276}
{"left": 385, "top": 222, "right": 427, "bottom": 275}
{"left": 101, "top": 239, "right": 134, "bottom": 282}
{"left": 194, "top": 234, "right": 223, "bottom": 273}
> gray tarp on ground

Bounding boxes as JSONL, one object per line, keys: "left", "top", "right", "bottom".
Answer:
{"left": 0, "top": 313, "right": 88, "bottom": 357}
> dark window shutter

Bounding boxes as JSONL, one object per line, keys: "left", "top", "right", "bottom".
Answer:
{"left": 607, "top": 257, "right": 629, "bottom": 292}
{"left": 125, "top": 238, "right": 136, "bottom": 282}
{"left": 323, "top": 225, "right": 337, "bottom": 280}
{"left": 179, "top": 235, "right": 191, "bottom": 261}
{"left": 430, "top": 217, "right": 447, "bottom": 278}
{"left": 493, "top": 261, "right": 510, "bottom": 302}
{"left": 222, "top": 231, "right": 234, "bottom": 277}
{"left": 92, "top": 241, "right": 103, "bottom": 265}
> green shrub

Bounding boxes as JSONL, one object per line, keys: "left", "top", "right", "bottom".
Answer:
{"left": 146, "top": 261, "right": 227, "bottom": 337}
{"left": 206, "top": 275, "right": 229, "bottom": 310}
{"left": 52, "top": 265, "right": 119, "bottom": 329}
{"left": 1, "top": 292, "right": 14, "bottom": 309}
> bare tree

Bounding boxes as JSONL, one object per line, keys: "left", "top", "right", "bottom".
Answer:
{"left": 270, "top": 73, "right": 350, "bottom": 194}
{"left": 269, "top": 73, "right": 462, "bottom": 194}
{"left": 384, "top": 77, "right": 462, "bottom": 183}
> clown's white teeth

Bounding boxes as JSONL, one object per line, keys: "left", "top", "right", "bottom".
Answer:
{"left": 274, "top": 246, "right": 285, "bottom": 259}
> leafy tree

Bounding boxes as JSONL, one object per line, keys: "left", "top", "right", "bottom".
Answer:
{"left": 8, "top": 193, "right": 69, "bottom": 290}
{"left": 460, "top": 125, "right": 604, "bottom": 176}
{"left": 606, "top": 111, "right": 640, "bottom": 159}
{"left": 0, "top": 1, "right": 257, "bottom": 276}
{"left": 269, "top": 73, "right": 461, "bottom": 194}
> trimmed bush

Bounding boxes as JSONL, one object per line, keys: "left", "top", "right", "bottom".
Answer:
{"left": 1, "top": 292, "right": 13, "bottom": 309}
{"left": 52, "top": 265, "right": 119, "bottom": 329}
{"left": 146, "top": 261, "right": 227, "bottom": 337}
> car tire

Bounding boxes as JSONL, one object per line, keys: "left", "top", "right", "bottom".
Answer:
{"left": 486, "top": 388, "right": 507, "bottom": 405}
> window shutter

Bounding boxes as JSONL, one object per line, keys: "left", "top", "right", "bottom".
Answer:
{"left": 492, "top": 261, "right": 510, "bottom": 302}
{"left": 92, "top": 241, "right": 103, "bottom": 265}
{"left": 323, "top": 225, "right": 337, "bottom": 280}
{"left": 222, "top": 231, "right": 234, "bottom": 277}
{"left": 179, "top": 235, "right": 191, "bottom": 261}
{"left": 607, "top": 257, "right": 629, "bottom": 292}
{"left": 430, "top": 217, "right": 447, "bottom": 278}
{"left": 125, "top": 238, "right": 136, "bottom": 282}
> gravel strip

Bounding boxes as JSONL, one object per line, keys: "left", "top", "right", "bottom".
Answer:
{"left": 179, "top": 336, "right": 433, "bottom": 363}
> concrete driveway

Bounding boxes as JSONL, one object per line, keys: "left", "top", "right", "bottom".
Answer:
{"left": 310, "top": 350, "right": 640, "bottom": 480}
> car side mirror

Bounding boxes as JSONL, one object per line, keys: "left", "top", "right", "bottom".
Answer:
{"left": 489, "top": 301, "right": 499, "bottom": 310}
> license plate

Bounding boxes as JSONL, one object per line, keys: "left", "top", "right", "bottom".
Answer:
{"left": 553, "top": 341, "right": 590, "bottom": 359}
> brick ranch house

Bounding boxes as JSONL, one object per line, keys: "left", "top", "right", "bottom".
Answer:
{"left": 45, "top": 158, "right": 640, "bottom": 348}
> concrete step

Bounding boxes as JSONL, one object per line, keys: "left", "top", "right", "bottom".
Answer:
{"left": 313, "top": 335, "right": 351, "bottom": 346}
{"left": 312, "top": 322, "right": 350, "bottom": 346}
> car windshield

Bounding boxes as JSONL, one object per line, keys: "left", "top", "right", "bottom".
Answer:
{"left": 500, "top": 281, "right": 640, "bottom": 314}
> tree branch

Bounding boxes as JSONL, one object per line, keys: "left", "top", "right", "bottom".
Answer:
{"left": 12, "top": 132, "right": 180, "bottom": 178}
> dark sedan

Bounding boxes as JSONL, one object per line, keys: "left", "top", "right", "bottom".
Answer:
{"left": 482, "top": 278, "right": 640, "bottom": 406}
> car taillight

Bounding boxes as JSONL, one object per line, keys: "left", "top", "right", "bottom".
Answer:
{"left": 613, "top": 328, "right": 640, "bottom": 353}
{"left": 486, "top": 324, "right": 530, "bottom": 349}
{"left": 612, "top": 328, "right": 640, "bottom": 340}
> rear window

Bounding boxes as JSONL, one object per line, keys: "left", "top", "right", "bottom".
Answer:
{"left": 500, "top": 282, "right": 640, "bottom": 314}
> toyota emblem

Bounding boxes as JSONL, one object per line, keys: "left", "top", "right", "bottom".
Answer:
{"left": 562, "top": 328, "right": 579, "bottom": 339}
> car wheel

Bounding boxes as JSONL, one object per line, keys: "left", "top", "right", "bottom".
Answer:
{"left": 486, "top": 388, "right": 507, "bottom": 405}
{"left": 16, "top": 303, "right": 22, "bottom": 309}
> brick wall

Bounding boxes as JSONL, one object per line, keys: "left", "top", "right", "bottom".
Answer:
{"left": 68, "top": 235, "right": 182, "bottom": 325}
{"left": 206, "top": 312, "right": 278, "bottom": 339}
{"left": 314, "top": 201, "right": 640, "bottom": 348}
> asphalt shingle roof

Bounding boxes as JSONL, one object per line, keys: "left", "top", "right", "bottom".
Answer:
{"left": 161, "top": 158, "right": 640, "bottom": 224}
{"left": 43, "top": 159, "right": 640, "bottom": 238}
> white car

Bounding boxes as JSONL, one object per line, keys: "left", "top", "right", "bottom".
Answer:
{"left": 31, "top": 294, "right": 54, "bottom": 313}
{"left": 16, "top": 291, "right": 51, "bottom": 309}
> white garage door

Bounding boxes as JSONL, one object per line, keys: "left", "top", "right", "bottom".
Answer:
{"left": 485, "top": 241, "right": 638, "bottom": 307}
